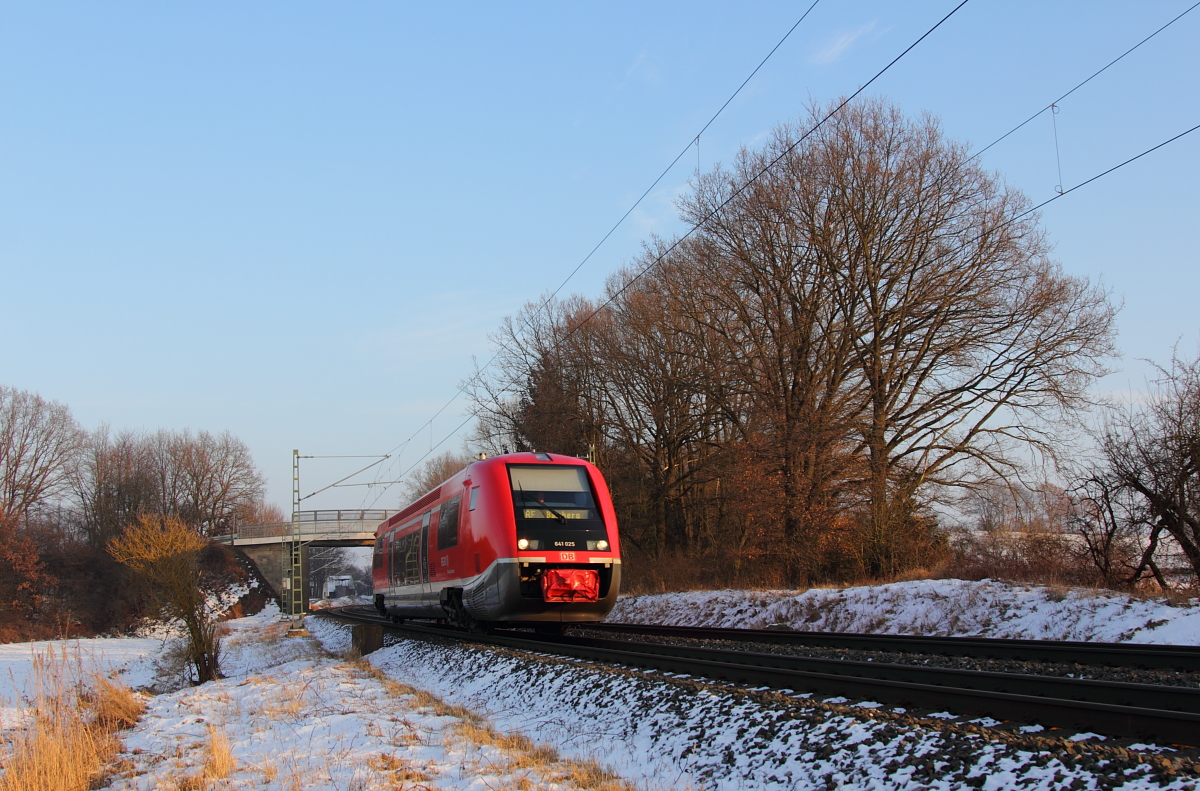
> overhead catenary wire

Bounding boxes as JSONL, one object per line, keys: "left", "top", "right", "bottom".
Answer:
{"left": 300, "top": 455, "right": 389, "bottom": 502}
{"left": 579, "top": 122, "right": 1200, "bottom": 366}
{"left": 397, "top": 119, "right": 1200, "bottom": 501}
{"left": 357, "top": 1, "right": 825, "bottom": 505}
{"left": 560, "top": 0, "right": 974, "bottom": 336}
{"left": 364, "top": 0, "right": 972, "bottom": 507}
{"left": 560, "top": 0, "right": 1200, "bottom": 350}
{"left": 370, "top": 1, "right": 1197, "bottom": 508}
{"left": 971, "top": 0, "right": 1200, "bottom": 161}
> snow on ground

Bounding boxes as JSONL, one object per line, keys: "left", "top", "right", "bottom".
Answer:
{"left": 0, "top": 634, "right": 160, "bottom": 728}
{"left": 311, "top": 619, "right": 1196, "bottom": 791}
{"left": 99, "top": 607, "right": 632, "bottom": 790}
{"left": 6, "top": 579, "right": 1200, "bottom": 789}
{"left": 608, "top": 579, "right": 1200, "bottom": 644}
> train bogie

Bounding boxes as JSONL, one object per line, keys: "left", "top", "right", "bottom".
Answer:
{"left": 372, "top": 452, "right": 621, "bottom": 628}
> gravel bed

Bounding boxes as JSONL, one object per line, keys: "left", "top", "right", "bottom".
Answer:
{"left": 316, "top": 619, "right": 1200, "bottom": 789}
{"left": 570, "top": 627, "right": 1200, "bottom": 688}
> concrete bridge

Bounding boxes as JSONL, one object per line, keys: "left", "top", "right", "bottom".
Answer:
{"left": 215, "top": 509, "right": 392, "bottom": 613}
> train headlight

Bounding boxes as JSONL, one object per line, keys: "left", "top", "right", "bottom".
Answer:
{"left": 517, "top": 538, "right": 529, "bottom": 550}
{"left": 596, "top": 540, "right": 609, "bottom": 551}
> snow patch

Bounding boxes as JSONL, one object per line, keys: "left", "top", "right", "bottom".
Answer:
{"left": 608, "top": 579, "right": 1200, "bottom": 644}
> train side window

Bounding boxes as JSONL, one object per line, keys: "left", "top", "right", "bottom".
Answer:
{"left": 373, "top": 537, "right": 383, "bottom": 570}
{"left": 389, "top": 533, "right": 403, "bottom": 585}
{"left": 437, "top": 496, "right": 461, "bottom": 551}
{"left": 469, "top": 486, "right": 480, "bottom": 511}
{"left": 402, "top": 532, "right": 421, "bottom": 585}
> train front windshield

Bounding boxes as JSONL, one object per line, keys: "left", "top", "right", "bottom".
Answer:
{"left": 508, "top": 465, "right": 610, "bottom": 550}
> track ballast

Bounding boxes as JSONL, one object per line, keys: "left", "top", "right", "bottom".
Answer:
{"left": 319, "top": 606, "right": 1200, "bottom": 746}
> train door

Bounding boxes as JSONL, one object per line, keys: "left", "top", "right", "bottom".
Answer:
{"left": 434, "top": 494, "right": 463, "bottom": 582}
{"left": 420, "top": 511, "right": 432, "bottom": 604}
{"left": 388, "top": 532, "right": 403, "bottom": 595}
{"left": 372, "top": 535, "right": 385, "bottom": 594}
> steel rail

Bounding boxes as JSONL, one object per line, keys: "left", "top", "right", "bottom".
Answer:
{"left": 319, "top": 607, "right": 1200, "bottom": 744}
{"left": 586, "top": 622, "right": 1200, "bottom": 670}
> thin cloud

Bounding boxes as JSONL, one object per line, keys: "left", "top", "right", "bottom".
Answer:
{"left": 810, "top": 20, "right": 881, "bottom": 65}
{"left": 623, "top": 49, "right": 662, "bottom": 86}
{"left": 625, "top": 51, "right": 647, "bottom": 78}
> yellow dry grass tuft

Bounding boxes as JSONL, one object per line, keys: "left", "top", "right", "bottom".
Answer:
{"left": 259, "top": 684, "right": 305, "bottom": 719}
{"left": 87, "top": 674, "right": 146, "bottom": 731}
{"left": 0, "top": 653, "right": 144, "bottom": 791}
{"left": 203, "top": 724, "right": 236, "bottom": 779}
{"left": 368, "top": 752, "right": 432, "bottom": 783}
{"left": 555, "top": 758, "right": 634, "bottom": 791}
{"left": 175, "top": 775, "right": 208, "bottom": 791}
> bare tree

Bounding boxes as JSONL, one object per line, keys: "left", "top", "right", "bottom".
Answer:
{"left": 75, "top": 428, "right": 267, "bottom": 541}
{"left": 238, "top": 499, "right": 288, "bottom": 526}
{"left": 1090, "top": 350, "right": 1200, "bottom": 584}
{"left": 74, "top": 427, "right": 159, "bottom": 548}
{"left": 0, "top": 386, "right": 85, "bottom": 521}
{"left": 677, "top": 138, "right": 871, "bottom": 578}
{"left": 401, "top": 450, "right": 474, "bottom": 504}
{"left": 590, "top": 262, "right": 729, "bottom": 557}
{"left": 148, "top": 429, "right": 266, "bottom": 537}
{"left": 1069, "top": 472, "right": 1162, "bottom": 588}
{"left": 467, "top": 98, "right": 1117, "bottom": 587}
{"left": 746, "top": 99, "right": 1114, "bottom": 576}
{"left": 467, "top": 295, "right": 605, "bottom": 459}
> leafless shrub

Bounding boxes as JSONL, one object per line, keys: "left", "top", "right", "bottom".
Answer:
{"left": 1078, "top": 348, "right": 1200, "bottom": 588}
{"left": 109, "top": 514, "right": 222, "bottom": 683}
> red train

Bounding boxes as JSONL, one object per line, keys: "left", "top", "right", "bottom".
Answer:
{"left": 372, "top": 452, "right": 621, "bottom": 630}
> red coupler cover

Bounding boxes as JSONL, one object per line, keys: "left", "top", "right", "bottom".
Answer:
{"left": 541, "top": 568, "right": 600, "bottom": 602}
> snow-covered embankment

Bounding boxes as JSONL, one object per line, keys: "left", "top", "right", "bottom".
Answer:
{"left": 608, "top": 579, "right": 1200, "bottom": 644}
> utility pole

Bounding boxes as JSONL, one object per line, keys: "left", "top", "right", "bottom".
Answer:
{"left": 288, "top": 449, "right": 303, "bottom": 618}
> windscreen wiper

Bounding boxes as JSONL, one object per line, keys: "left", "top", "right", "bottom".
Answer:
{"left": 518, "top": 484, "right": 567, "bottom": 524}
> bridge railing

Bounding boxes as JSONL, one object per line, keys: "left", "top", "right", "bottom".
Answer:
{"left": 216, "top": 510, "right": 393, "bottom": 543}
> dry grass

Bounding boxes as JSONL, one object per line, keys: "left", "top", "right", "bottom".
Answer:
{"left": 349, "top": 659, "right": 482, "bottom": 723}
{"left": 175, "top": 775, "right": 208, "bottom": 791}
{"left": 368, "top": 752, "right": 432, "bottom": 783}
{"left": 86, "top": 673, "right": 146, "bottom": 731}
{"left": 0, "top": 651, "right": 144, "bottom": 791}
{"left": 555, "top": 759, "right": 632, "bottom": 791}
{"left": 203, "top": 724, "right": 236, "bottom": 779}
{"left": 343, "top": 658, "right": 633, "bottom": 791}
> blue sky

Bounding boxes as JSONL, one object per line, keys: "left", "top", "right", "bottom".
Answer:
{"left": 2, "top": 2, "right": 1197, "bottom": 510}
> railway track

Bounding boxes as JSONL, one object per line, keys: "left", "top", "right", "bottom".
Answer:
{"left": 319, "top": 606, "right": 1200, "bottom": 745}
{"left": 584, "top": 621, "right": 1200, "bottom": 670}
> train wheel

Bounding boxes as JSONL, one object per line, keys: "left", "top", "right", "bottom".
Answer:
{"left": 469, "top": 620, "right": 492, "bottom": 635}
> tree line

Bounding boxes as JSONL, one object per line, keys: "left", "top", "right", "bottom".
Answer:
{"left": 465, "top": 98, "right": 1197, "bottom": 592}
{"left": 0, "top": 384, "right": 273, "bottom": 641}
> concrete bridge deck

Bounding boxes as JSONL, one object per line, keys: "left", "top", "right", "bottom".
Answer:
{"left": 215, "top": 509, "right": 392, "bottom": 547}
{"left": 217, "top": 510, "right": 392, "bottom": 607}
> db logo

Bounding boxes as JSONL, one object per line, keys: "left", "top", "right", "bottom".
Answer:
{"left": 559, "top": 552, "right": 576, "bottom": 562}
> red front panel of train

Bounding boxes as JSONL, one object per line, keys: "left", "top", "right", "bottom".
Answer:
{"left": 540, "top": 568, "right": 599, "bottom": 602}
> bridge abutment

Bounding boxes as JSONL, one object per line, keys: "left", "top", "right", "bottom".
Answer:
{"left": 219, "top": 510, "right": 388, "bottom": 613}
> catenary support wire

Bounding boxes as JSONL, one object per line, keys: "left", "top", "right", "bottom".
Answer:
{"left": 361, "top": 1, "right": 825, "bottom": 504}
{"left": 365, "top": 0, "right": 972, "bottom": 506}
{"left": 369, "top": 1, "right": 1197, "bottom": 508}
